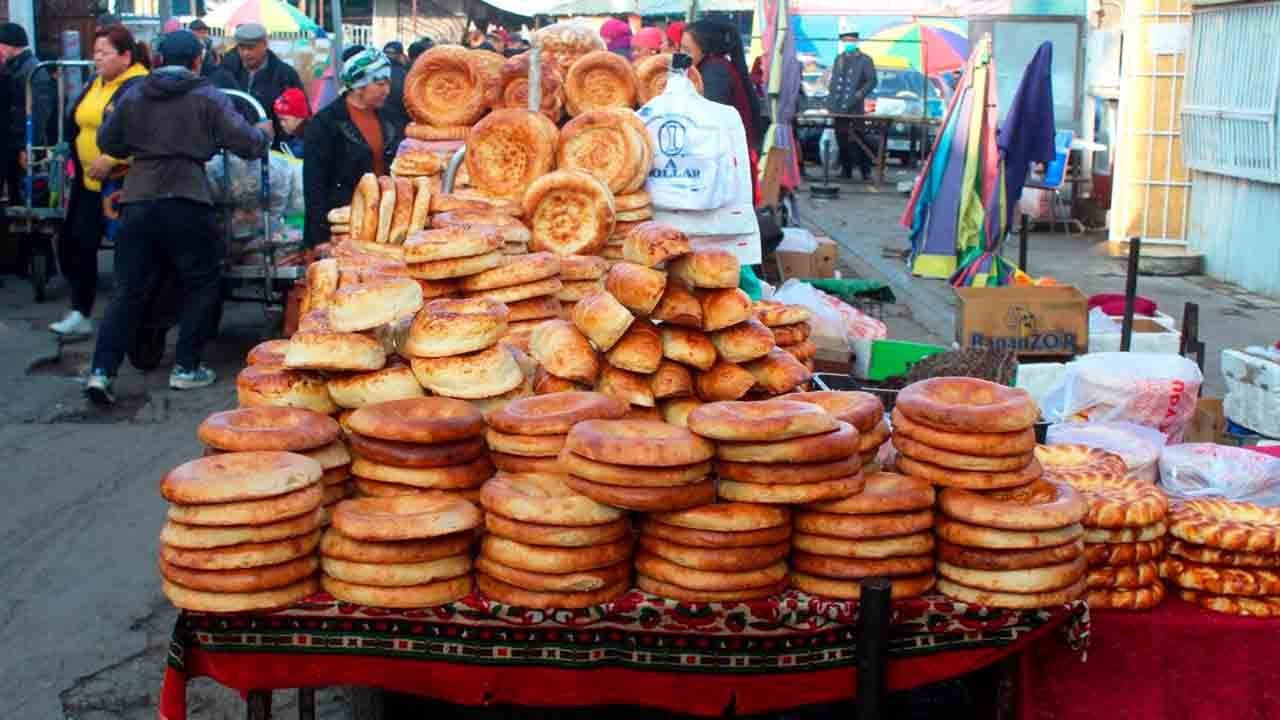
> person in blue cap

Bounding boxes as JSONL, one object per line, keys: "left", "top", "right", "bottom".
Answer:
{"left": 84, "top": 30, "right": 272, "bottom": 405}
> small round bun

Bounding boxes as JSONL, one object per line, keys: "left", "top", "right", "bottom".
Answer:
{"left": 694, "top": 360, "right": 757, "bottom": 401}
{"left": 326, "top": 366, "right": 425, "bottom": 409}
{"left": 404, "top": 297, "right": 510, "bottom": 358}
{"left": 669, "top": 247, "right": 740, "bottom": 289}
{"left": 651, "top": 360, "right": 695, "bottom": 400}
{"left": 284, "top": 332, "right": 387, "bottom": 372}
{"left": 622, "top": 222, "right": 691, "bottom": 268}
{"left": 596, "top": 363, "right": 655, "bottom": 407}
{"left": 698, "top": 288, "right": 753, "bottom": 332}
{"left": 710, "top": 317, "right": 775, "bottom": 363}
{"left": 605, "top": 318, "right": 662, "bottom": 374}
{"left": 660, "top": 326, "right": 716, "bottom": 371}
{"left": 529, "top": 319, "right": 600, "bottom": 385}
{"left": 409, "top": 343, "right": 525, "bottom": 399}
{"left": 651, "top": 282, "right": 703, "bottom": 328}
{"left": 604, "top": 262, "right": 667, "bottom": 316}
{"left": 237, "top": 365, "right": 337, "bottom": 415}
{"left": 744, "top": 348, "right": 812, "bottom": 394}
{"left": 571, "top": 290, "right": 634, "bottom": 351}
{"left": 558, "top": 254, "right": 609, "bottom": 281}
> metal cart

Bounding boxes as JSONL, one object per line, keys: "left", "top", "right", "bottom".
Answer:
{"left": 3, "top": 60, "right": 94, "bottom": 301}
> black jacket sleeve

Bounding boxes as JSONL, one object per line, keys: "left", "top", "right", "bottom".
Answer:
{"left": 205, "top": 89, "right": 271, "bottom": 160}
{"left": 302, "top": 114, "right": 335, "bottom": 248}
{"left": 30, "top": 66, "right": 57, "bottom": 146}
{"left": 856, "top": 56, "right": 878, "bottom": 102}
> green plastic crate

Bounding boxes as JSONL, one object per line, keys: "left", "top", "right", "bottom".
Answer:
{"left": 867, "top": 340, "right": 948, "bottom": 381}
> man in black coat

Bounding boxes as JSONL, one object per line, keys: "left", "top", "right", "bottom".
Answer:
{"left": 0, "top": 23, "right": 56, "bottom": 202}
{"left": 220, "top": 22, "right": 303, "bottom": 141}
{"left": 85, "top": 31, "right": 271, "bottom": 405}
{"left": 302, "top": 47, "right": 400, "bottom": 249}
{"left": 382, "top": 42, "right": 411, "bottom": 134}
{"left": 827, "top": 30, "right": 877, "bottom": 180}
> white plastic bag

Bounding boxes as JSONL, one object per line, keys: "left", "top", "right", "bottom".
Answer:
{"left": 773, "top": 279, "right": 847, "bottom": 345}
{"left": 818, "top": 127, "right": 839, "bottom": 177}
{"left": 1160, "top": 443, "right": 1280, "bottom": 506}
{"left": 1046, "top": 421, "right": 1167, "bottom": 483}
{"left": 1040, "top": 352, "right": 1203, "bottom": 442}
{"left": 640, "top": 73, "right": 747, "bottom": 211}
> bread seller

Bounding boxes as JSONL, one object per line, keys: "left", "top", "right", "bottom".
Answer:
{"left": 302, "top": 47, "right": 400, "bottom": 249}
{"left": 84, "top": 30, "right": 272, "bottom": 406}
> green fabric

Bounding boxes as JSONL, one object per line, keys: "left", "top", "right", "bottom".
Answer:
{"left": 739, "top": 265, "right": 764, "bottom": 301}
{"left": 802, "top": 278, "right": 896, "bottom": 304}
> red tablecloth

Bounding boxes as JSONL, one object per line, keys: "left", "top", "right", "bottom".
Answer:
{"left": 160, "top": 590, "right": 1087, "bottom": 719}
{"left": 1020, "top": 596, "right": 1280, "bottom": 720}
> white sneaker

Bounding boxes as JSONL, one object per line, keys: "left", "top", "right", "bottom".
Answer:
{"left": 50, "top": 310, "right": 94, "bottom": 337}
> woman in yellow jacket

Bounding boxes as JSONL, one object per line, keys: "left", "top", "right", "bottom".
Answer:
{"left": 51, "top": 24, "right": 150, "bottom": 337}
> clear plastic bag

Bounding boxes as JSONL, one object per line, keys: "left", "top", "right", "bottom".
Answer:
{"left": 1046, "top": 421, "right": 1167, "bottom": 483}
{"left": 773, "top": 279, "right": 847, "bottom": 345}
{"left": 1160, "top": 443, "right": 1280, "bottom": 506}
{"left": 1040, "top": 352, "right": 1203, "bottom": 442}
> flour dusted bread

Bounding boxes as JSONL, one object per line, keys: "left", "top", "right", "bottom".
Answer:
{"left": 529, "top": 319, "right": 601, "bottom": 385}
{"left": 405, "top": 46, "right": 492, "bottom": 126}
{"left": 522, "top": 169, "right": 615, "bottom": 256}
{"left": 405, "top": 297, "right": 509, "bottom": 358}
{"left": 564, "top": 50, "right": 638, "bottom": 115}
{"left": 571, "top": 290, "right": 634, "bottom": 351}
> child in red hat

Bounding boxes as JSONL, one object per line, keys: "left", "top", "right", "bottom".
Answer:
{"left": 273, "top": 87, "right": 311, "bottom": 157}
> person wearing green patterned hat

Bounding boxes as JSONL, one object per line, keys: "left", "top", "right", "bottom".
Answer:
{"left": 302, "top": 46, "right": 401, "bottom": 248}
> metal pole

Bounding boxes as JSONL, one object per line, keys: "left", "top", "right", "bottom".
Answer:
{"left": 1120, "top": 236, "right": 1141, "bottom": 352}
{"left": 330, "top": 0, "right": 345, "bottom": 80}
{"left": 1018, "top": 213, "right": 1029, "bottom": 274}
{"left": 855, "top": 577, "right": 891, "bottom": 720}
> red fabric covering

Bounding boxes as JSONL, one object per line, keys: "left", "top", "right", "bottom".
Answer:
{"left": 1249, "top": 445, "right": 1280, "bottom": 460}
{"left": 1020, "top": 596, "right": 1280, "bottom": 720}
{"left": 160, "top": 619, "right": 1070, "bottom": 720}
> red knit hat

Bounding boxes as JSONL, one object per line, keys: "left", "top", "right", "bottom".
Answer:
{"left": 666, "top": 21, "right": 685, "bottom": 49}
{"left": 273, "top": 87, "right": 311, "bottom": 119}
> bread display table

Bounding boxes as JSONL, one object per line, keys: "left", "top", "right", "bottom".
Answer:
{"left": 1019, "top": 596, "right": 1280, "bottom": 720}
{"left": 159, "top": 590, "right": 1086, "bottom": 719}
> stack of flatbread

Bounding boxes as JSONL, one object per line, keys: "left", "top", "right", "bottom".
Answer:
{"left": 476, "top": 473, "right": 632, "bottom": 609}
{"left": 460, "top": 252, "right": 563, "bottom": 354}
{"left": 198, "top": 407, "right": 352, "bottom": 523}
{"left": 790, "top": 391, "right": 891, "bottom": 474}
{"left": 688, "top": 400, "right": 865, "bottom": 505}
{"left": 1162, "top": 498, "right": 1280, "bottom": 617}
{"left": 556, "top": 108, "right": 652, "bottom": 260}
{"left": 1037, "top": 444, "right": 1169, "bottom": 611}
{"left": 753, "top": 301, "right": 817, "bottom": 376}
{"left": 430, "top": 207, "right": 532, "bottom": 257}
{"left": 401, "top": 296, "right": 532, "bottom": 415}
{"left": 158, "top": 451, "right": 325, "bottom": 612}
{"left": 791, "top": 472, "right": 937, "bottom": 600}
{"left": 322, "top": 494, "right": 481, "bottom": 608}
{"left": 636, "top": 503, "right": 791, "bottom": 603}
{"left": 484, "top": 392, "right": 628, "bottom": 475}
{"left": 559, "top": 418, "right": 717, "bottom": 512}
{"left": 344, "top": 398, "right": 494, "bottom": 504}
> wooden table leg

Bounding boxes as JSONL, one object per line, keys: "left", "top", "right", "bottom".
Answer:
{"left": 876, "top": 124, "right": 889, "bottom": 185}
{"left": 246, "top": 690, "right": 271, "bottom": 720}
{"left": 298, "top": 688, "right": 315, "bottom": 720}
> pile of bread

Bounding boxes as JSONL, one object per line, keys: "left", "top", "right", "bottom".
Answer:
{"left": 887, "top": 378, "right": 1090, "bottom": 609}
{"left": 1035, "top": 444, "right": 1170, "bottom": 611}
{"left": 1161, "top": 498, "right": 1280, "bottom": 617}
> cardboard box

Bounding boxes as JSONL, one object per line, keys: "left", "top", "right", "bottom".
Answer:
{"left": 954, "top": 286, "right": 1088, "bottom": 358}
{"left": 776, "top": 248, "right": 814, "bottom": 279}
{"left": 813, "top": 236, "right": 838, "bottom": 278}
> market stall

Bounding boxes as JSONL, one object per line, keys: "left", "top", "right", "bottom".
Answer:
{"left": 145, "top": 15, "right": 1280, "bottom": 720}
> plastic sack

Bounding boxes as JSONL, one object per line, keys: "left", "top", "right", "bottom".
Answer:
{"left": 778, "top": 227, "right": 819, "bottom": 254}
{"left": 773, "top": 278, "right": 847, "bottom": 345}
{"left": 1046, "top": 421, "right": 1167, "bottom": 483}
{"left": 640, "top": 74, "right": 747, "bottom": 211}
{"left": 1040, "top": 352, "right": 1203, "bottom": 442}
{"left": 1160, "top": 443, "right": 1280, "bottom": 506}
{"left": 818, "top": 127, "right": 839, "bottom": 177}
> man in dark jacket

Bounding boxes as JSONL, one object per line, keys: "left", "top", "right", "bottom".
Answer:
{"left": 85, "top": 30, "right": 271, "bottom": 406}
{"left": 303, "top": 47, "right": 399, "bottom": 249}
{"left": 383, "top": 44, "right": 411, "bottom": 134}
{"left": 220, "top": 23, "right": 303, "bottom": 141}
{"left": 0, "top": 23, "right": 56, "bottom": 202}
{"left": 827, "top": 30, "right": 877, "bottom": 180}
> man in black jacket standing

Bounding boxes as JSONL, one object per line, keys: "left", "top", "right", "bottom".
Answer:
{"left": 220, "top": 23, "right": 302, "bottom": 141}
{"left": 0, "top": 23, "right": 56, "bottom": 202}
{"left": 827, "top": 30, "right": 877, "bottom": 180}
{"left": 85, "top": 31, "right": 271, "bottom": 405}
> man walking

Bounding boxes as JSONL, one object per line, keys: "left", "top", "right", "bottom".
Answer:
{"left": 0, "top": 23, "right": 56, "bottom": 202}
{"left": 828, "top": 29, "right": 877, "bottom": 180}
{"left": 85, "top": 31, "right": 271, "bottom": 405}
{"left": 220, "top": 23, "right": 302, "bottom": 140}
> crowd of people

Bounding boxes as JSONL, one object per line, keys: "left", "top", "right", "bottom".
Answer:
{"left": 0, "top": 16, "right": 770, "bottom": 407}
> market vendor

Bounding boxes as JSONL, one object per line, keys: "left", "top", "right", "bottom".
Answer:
{"left": 302, "top": 47, "right": 399, "bottom": 248}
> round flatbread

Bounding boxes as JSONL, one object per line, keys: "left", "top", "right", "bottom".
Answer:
{"left": 565, "top": 419, "right": 715, "bottom": 467}
{"left": 161, "top": 451, "right": 322, "bottom": 505}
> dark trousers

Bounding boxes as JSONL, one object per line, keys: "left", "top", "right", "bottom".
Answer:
{"left": 91, "top": 199, "right": 221, "bottom": 375}
{"left": 2, "top": 149, "right": 23, "bottom": 203}
{"left": 834, "top": 118, "right": 871, "bottom": 178}
{"left": 60, "top": 184, "right": 103, "bottom": 315}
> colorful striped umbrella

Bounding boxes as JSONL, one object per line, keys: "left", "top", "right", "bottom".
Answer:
{"left": 864, "top": 20, "right": 968, "bottom": 76}
{"left": 201, "top": 0, "right": 321, "bottom": 35}
{"left": 900, "top": 35, "right": 1010, "bottom": 286}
